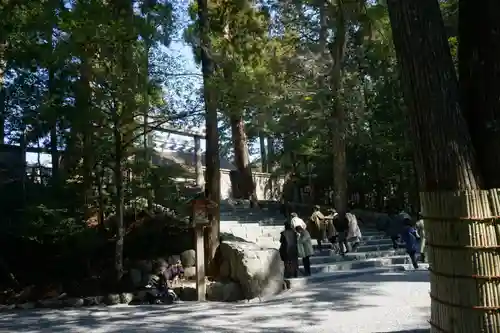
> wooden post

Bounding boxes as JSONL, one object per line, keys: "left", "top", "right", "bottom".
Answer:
{"left": 195, "top": 225, "right": 206, "bottom": 301}
{"left": 192, "top": 199, "right": 212, "bottom": 301}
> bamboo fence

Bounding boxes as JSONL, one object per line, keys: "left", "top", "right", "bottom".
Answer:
{"left": 422, "top": 190, "right": 500, "bottom": 333}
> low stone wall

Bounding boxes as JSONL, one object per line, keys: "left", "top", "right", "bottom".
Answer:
{"left": 200, "top": 168, "right": 285, "bottom": 201}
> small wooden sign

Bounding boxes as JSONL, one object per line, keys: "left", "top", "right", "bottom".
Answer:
{"left": 190, "top": 198, "right": 218, "bottom": 302}
{"left": 191, "top": 199, "right": 213, "bottom": 226}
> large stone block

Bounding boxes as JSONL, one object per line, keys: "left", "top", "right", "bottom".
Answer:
{"left": 217, "top": 241, "right": 284, "bottom": 300}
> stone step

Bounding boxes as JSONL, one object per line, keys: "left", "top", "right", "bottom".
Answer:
{"left": 311, "top": 234, "right": 387, "bottom": 246}
{"left": 286, "top": 264, "right": 430, "bottom": 289}
{"left": 302, "top": 255, "right": 409, "bottom": 274}
{"left": 220, "top": 223, "right": 282, "bottom": 233}
{"left": 256, "top": 241, "right": 399, "bottom": 252}
{"left": 222, "top": 225, "right": 392, "bottom": 246}
{"left": 313, "top": 238, "right": 395, "bottom": 248}
{"left": 314, "top": 243, "right": 397, "bottom": 256}
{"left": 220, "top": 218, "right": 285, "bottom": 226}
{"left": 251, "top": 236, "right": 277, "bottom": 245}
{"left": 308, "top": 249, "right": 407, "bottom": 265}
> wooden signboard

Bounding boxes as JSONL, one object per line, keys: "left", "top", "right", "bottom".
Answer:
{"left": 190, "top": 198, "right": 218, "bottom": 301}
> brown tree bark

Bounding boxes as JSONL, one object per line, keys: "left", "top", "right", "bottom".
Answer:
{"left": 77, "top": 54, "right": 93, "bottom": 219}
{"left": 459, "top": 0, "right": 500, "bottom": 189}
{"left": 386, "top": 0, "right": 485, "bottom": 331}
{"left": 46, "top": 1, "right": 60, "bottom": 183}
{"left": 266, "top": 136, "right": 274, "bottom": 171}
{"left": 230, "top": 115, "right": 257, "bottom": 204}
{"left": 198, "top": 0, "right": 220, "bottom": 272}
{"left": 0, "top": 41, "right": 5, "bottom": 144}
{"left": 110, "top": 0, "right": 136, "bottom": 284}
{"left": 259, "top": 130, "right": 267, "bottom": 173}
{"left": 386, "top": 0, "right": 481, "bottom": 192}
{"left": 327, "top": 1, "right": 348, "bottom": 216}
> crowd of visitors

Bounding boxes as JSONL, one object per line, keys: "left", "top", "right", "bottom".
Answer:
{"left": 279, "top": 204, "right": 426, "bottom": 278}
{"left": 279, "top": 205, "right": 363, "bottom": 278}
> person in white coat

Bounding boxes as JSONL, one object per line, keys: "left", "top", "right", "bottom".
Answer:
{"left": 346, "top": 212, "right": 362, "bottom": 252}
{"left": 295, "top": 225, "right": 314, "bottom": 276}
{"left": 290, "top": 212, "right": 307, "bottom": 230}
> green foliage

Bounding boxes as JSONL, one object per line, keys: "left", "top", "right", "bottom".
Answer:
{"left": 0, "top": 0, "right": 203, "bottom": 286}
{"left": 0, "top": 0, "right": 462, "bottom": 286}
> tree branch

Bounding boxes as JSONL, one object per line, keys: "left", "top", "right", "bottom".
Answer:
{"left": 121, "top": 110, "right": 204, "bottom": 149}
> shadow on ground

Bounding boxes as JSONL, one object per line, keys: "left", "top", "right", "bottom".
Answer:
{"left": 376, "top": 329, "right": 431, "bottom": 333}
{"left": 0, "top": 271, "right": 430, "bottom": 333}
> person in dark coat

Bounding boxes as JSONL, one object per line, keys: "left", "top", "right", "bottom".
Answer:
{"left": 333, "top": 212, "right": 350, "bottom": 255}
{"left": 279, "top": 221, "right": 299, "bottom": 278}
{"left": 386, "top": 211, "right": 407, "bottom": 249}
{"left": 325, "top": 208, "right": 339, "bottom": 253}
{"left": 400, "top": 217, "right": 420, "bottom": 269}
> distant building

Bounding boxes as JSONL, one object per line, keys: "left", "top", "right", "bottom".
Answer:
{"left": 153, "top": 150, "right": 236, "bottom": 173}
{"left": 152, "top": 149, "right": 283, "bottom": 200}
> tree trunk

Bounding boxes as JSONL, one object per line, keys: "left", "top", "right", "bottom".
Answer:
{"left": 143, "top": 30, "right": 153, "bottom": 210}
{"left": 198, "top": 0, "right": 220, "bottom": 273}
{"left": 259, "top": 130, "right": 267, "bottom": 173}
{"left": 113, "top": 123, "right": 124, "bottom": 283}
{"left": 459, "top": 0, "right": 500, "bottom": 189}
{"left": 327, "top": 1, "right": 348, "bottom": 216}
{"left": 386, "top": 0, "right": 494, "bottom": 331}
{"left": 110, "top": 0, "right": 135, "bottom": 285}
{"left": 97, "top": 163, "right": 105, "bottom": 228}
{"left": 0, "top": 41, "right": 5, "bottom": 144}
{"left": 77, "top": 55, "right": 93, "bottom": 218}
{"left": 266, "top": 136, "right": 274, "bottom": 171}
{"left": 47, "top": 4, "right": 59, "bottom": 183}
{"left": 387, "top": 0, "right": 481, "bottom": 191}
{"left": 230, "top": 115, "right": 257, "bottom": 204}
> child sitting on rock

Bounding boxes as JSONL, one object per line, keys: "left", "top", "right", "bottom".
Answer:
{"left": 161, "top": 260, "right": 184, "bottom": 286}
{"left": 146, "top": 261, "right": 183, "bottom": 304}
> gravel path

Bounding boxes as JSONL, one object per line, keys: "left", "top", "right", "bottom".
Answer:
{"left": 0, "top": 270, "right": 431, "bottom": 333}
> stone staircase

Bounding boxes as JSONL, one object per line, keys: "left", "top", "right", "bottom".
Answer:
{"left": 219, "top": 202, "right": 427, "bottom": 287}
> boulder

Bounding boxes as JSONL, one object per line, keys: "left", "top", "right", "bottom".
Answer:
{"left": 64, "top": 298, "right": 84, "bottom": 307}
{"left": 104, "top": 294, "right": 121, "bottom": 305}
{"left": 168, "top": 255, "right": 181, "bottom": 265}
{"left": 16, "top": 302, "right": 35, "bottom": 310}
{"left": 120, "top": 293, "right": 134, "bottom": 304}
{"left": 221, "top": 282, "right": 243, "bottom": 302}
{"left": 83, "top": 296, "right": 103, "bottom": 306}
{"left": 172, "top": 285, "right": 197, "bottom": 301}
{"left": 206, "top": 281, "right": 243, "bottom": 302}
{"left": 136, "top": 260, "right": 153, "bottom": 273}
{"left": 0, "top": 304, "right": 15, "bottom": 311}
{"left": 180, "top": 249, "right": 196, "bottom": 267}
{"left": 219, "top": 260, "right": 231, "bottom": 279}
{"left": 206, "top": 282, "right": 223, "bottom": 301}
{"left": 129, "top": 268, "right": 143, "bottom": 287}
{"left": 37, "top": 298, "right": 64, "bottom": 308}
{"left": 216, "top": 241, "right": 284, "bottom": 300}
{"left": 183, "top": 266, "right": 196, "bottom": 279}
